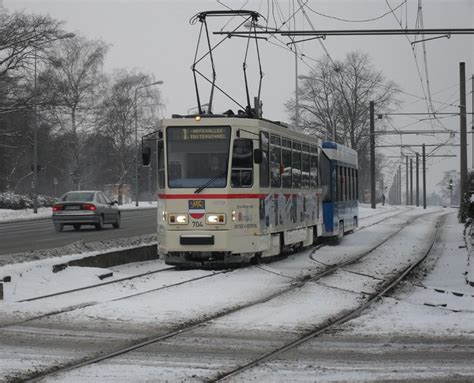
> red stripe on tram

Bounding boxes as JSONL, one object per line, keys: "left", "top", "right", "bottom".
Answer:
{"left": 158, "top": 193, "right": 267, "bottom": 200}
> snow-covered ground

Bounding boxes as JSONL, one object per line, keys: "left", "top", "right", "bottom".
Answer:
{"left": 0, "top": 201, "right": 157, "bottom": 223}
{"left": 0, "top": 203, "right": 396, "bottom": 302}
{"left": 0, "top": 205, "right": 472, "bottom": 382}
{"left": 346, "top": 211, "right": 474, "bottom": 337}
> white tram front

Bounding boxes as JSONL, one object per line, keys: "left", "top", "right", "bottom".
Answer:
{"left": 143, "top": 114, "right": 358, "bottom": 267}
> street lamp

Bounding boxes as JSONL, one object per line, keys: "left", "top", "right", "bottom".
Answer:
{"left": 33, "top": 32, "right": 75, "bottom": 213}
{"left": 134, "top": 80, "right": 163, "bottom": 207}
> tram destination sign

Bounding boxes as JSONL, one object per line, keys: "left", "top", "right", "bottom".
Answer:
{"left": 170, "top": 127, "right": 228, "bottom": 141}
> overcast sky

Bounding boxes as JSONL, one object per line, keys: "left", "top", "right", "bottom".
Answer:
{"left": 4, "top": 0, "right": 474, "bottom": 196}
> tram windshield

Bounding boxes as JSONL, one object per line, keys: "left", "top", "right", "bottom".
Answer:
{"left": 166, "top": 126, "right": 231, "bottom": 188}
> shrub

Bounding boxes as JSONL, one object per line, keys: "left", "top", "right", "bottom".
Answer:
{"left": 0, "top": 192, "right": 55, "bottom": 210}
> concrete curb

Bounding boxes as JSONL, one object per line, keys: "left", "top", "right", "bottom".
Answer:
{"left": 52, "top": 244, "right": 158, "bottom": 272}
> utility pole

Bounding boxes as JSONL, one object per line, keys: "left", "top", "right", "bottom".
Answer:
{"left": 381, "top": 177, "right": 385, "bottom": 205}
{"left": 472, "top": 74, "right": 474, "bottom": 169}
{"left": 397, "top": 166, "right": 400, "bottom": 205}
{"left": 294, "top": 47, "right": 299, "bottom": 130}
{"left": 460, "top": 62, "right": 467, "bottom": 204}
{"left": 405, "top": 155, "right": 409, "bottom": 205}
{"left": 416, "top": 152, "right": 419, "bottom": 207}
{"left": 422, "top": 144, "right": 426, "bottom": 209}
{"left": 410, "top": 158, "right": 413, "bottom": 205}
{"left": 399, "top": 165, "right": 402, "bottom": 205}
{"left": 33, "top": 48, "right": 38, "bottom": 214}
{"left": 388, "top": 173, "right": 397, "bottom": 205}
{"left": 370, "top": 101, "right": 376, "bottom": 209}
{"left": 449, "top": 178, "right": 454, "bottom": 205}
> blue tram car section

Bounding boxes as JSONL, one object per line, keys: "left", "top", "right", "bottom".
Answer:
{"left": 321, "top": 141, "right": 359, "bottom": 238}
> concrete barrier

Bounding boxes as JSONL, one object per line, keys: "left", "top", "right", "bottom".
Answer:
{"left": 52, "top": 244, "right": 158, "bottom": 273}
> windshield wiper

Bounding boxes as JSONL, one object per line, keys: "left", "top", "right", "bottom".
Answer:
{"left": 194, "top": 170, "right": 227, "bottom": 194}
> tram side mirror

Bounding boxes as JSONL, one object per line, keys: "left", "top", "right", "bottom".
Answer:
{"left": 253, "top": 148, "right": 263, "bottom": 164}
{"left": 142, "top": 146, "right": 151, "bottom": 166}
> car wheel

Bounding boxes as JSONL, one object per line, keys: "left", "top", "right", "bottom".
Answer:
{"left": 112, "top": 213, "right": 121, "bottom": 229}
{"left": 73, "top": 224, "right": 81, "bottom": 231}
{"left": 95, "top": 215, "right": 104, "bottom": 230}
{"left": 54, "top": 223, "right": 63, "bottom": 232}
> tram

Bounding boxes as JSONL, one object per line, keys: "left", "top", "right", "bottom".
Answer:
{"left": 142, "top": 114, "right": 359, "bottom": 267}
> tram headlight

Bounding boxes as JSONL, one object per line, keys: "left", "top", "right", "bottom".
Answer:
{"left": 232, "top": 210, "right": 236, "bottom": 221}
{"left": 169, "top": 213, "right": 188, "bottom": 225}
{"left": 206, "top": 214, "right": 226, "bottom": 225}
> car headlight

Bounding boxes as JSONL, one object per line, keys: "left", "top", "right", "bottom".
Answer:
{"left": 206, "top": 214, "right": 226, "bottom": 225}
{"left": 169, "top": 213, "right": 188, "bottom": 225}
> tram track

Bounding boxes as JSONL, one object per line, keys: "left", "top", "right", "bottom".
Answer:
{"left": 0, "top": 268, "right": 231, "bottom": 329}
{"left": 1, "top": 207, "right": 408, "bottom": 330}
{"left": 11, "top": 209, "right": 442, "bottom": 382}
{"left": 17, "top": 266, "right": 176, "bottom": 303}
{"left": 211, "top": 214, "right": 443, "bottom": 382}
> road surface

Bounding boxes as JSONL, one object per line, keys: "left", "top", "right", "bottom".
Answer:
{"left": 0, "top": 209, "right": 157, "bottom": 258}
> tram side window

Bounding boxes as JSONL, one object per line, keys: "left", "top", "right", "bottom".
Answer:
{"left": 339, "top": 166, "right": 346, "bottom": 201}
{"left": 341, "top": 167, "right": 345, "bottom": 201}
{"left": 270, "top": 135, "right": 281, "bottom": 187}
{"left": 231, "top": 139, "right": 253, "bottom": 188}
{"left": 348, "top": 168, "right": 352, "bottom": 200}
{"left": 354, "top": 168, "right": 357, "bottom": 200}
{"left": 346, "top": 167, "right": 350, "bottom": 201}
{"left": 337, "top": 166, "right": 342, "bottom": 201}
{"left": 355, "top": 169, "right": 359, "bottom": 200}
{"left": 158, "top": 140, "right": 165, "bottom": 188}
{"left": 310, "top": 146, "right": 318, "bottom": 189}
{"left": 292, "top": 142, "right": 301, "bottom": 189}
{"left": 260, "top": 131, "right": 270, "bottom": 188}
{"left": 344, "top": 167, "right": 348, "bottom": 201}
{"left": 351, "top": 168, "right": 354, "bottom": 200}
{"left": 282, "top": 138, "right": 292, "bottom": 188}
{"left": 302, "top": 145, "right": 310, "bottom": 189}
{"left": 320, "top": 152, "right": 331, "bottom": 202}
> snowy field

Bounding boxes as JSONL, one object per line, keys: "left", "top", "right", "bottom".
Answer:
{"left": 0, "top": 205, "right": 472, "bottom": 382}
{"left": 0, "top": 203, "right": 397, "bottom": 302}
{"left": 0, "top": 201, "right": 157, "bottom": 223}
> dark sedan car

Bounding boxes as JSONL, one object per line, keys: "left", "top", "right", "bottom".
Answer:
{"left": 52, "top": 191, "right": 120, "bottom": 232}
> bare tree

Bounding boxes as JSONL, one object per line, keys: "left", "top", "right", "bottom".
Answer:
{"left": 38, "top": 35, "right": 108, "bottom": 189}
{"left": 0, "top": 9, "right": 64, "bottom": 78}
{"left": 95, "top": 69, "right": 163, "bottom": 194}
{"left": 286, "top": 51, "right": 399, "bottom": 195}
{"left": 0, "top": 8, "right": 66, "bottom": 113}
{"left": 0, "top": 7, "right": 67, "bottom": 191}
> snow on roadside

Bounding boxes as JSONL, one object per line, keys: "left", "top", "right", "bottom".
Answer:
{"left": 340, "top": 211, "right": 474, "bottom": 337}
{"left": 1, "top": 207, "right": 473, "bottom": 382}
{"left": 0, "top": 206, "right": 52, "bottom": 222}
{"left": 0, "top": 201, "right": 157, "bottom": 223}
{"left": 0, "top": 238, "right": 158, "bottom": 303}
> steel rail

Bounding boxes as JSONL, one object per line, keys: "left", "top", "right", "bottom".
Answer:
{"left": 0, "top": 269, "right": 231, "bottom": 329}
{"left": 2, "top": 209, "right": 408, "bottom": 329}
{"left": 18, "top": 266, "right": 176, "bottom": 302}
{"left": 20, "top": 209, "right": 431, "bottom": 382}
{"left": 212, "top": 214, "right": 443, "bottom": 382}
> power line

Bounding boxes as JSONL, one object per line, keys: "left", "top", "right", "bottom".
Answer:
{"left": 373, "top": 130, "right": 463, "bottom": 135}
{"left": 303, "top": 0, "right": 407, "bottom": 23}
